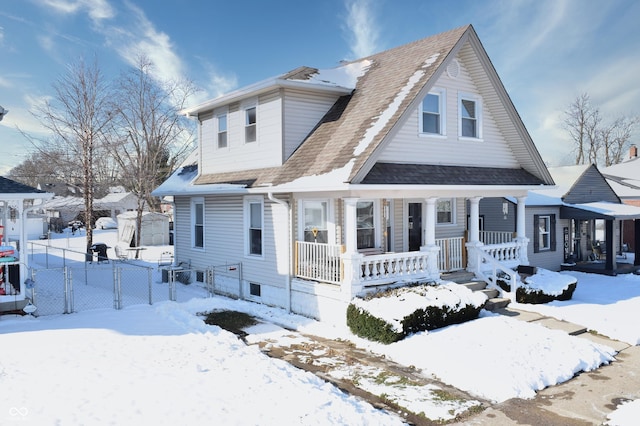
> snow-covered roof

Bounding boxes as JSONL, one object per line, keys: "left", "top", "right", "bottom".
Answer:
{"left": 567, "top": 201, "right": 640, "bottom": 220}
{"left": 182, "top": 62, "right": 367, "bottom": 117}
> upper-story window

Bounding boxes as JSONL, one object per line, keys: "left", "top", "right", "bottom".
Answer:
{"left": 245, "top": 106, "right": 257, "bottom": 143}
{"left": 420, "top": 88, "right": 446, "bottom": 135}
{"left": 217, "top": 114, "right": 227, "bottom": 148}
{"left": 458, "top": 92, "right": 482, "bottom": 139}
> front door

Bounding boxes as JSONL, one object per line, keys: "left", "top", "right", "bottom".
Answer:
{"left": 408, "top": 202, "right": 422, "bottom": 251}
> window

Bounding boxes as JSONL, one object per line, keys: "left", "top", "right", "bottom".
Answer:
{"left": 458, "top": 93, "right": 482, "bottom": 139}
{"left": 245, "top": 106, "right": 256, "bottom": 142}
{"left": 420, "top": 89, "right": 445, "bottom": 135}
{"left": 246, "top": 197, "right": 263, "bottom": 256}
{"left": 192, "top": 198, "right": 204, "bottom": 248}
{"left": 303, "top": 200, "right": 328, "bottom": 243}
{"left": 357, "top": 201, "right": 375, "bottom": 249}
{"left": 249, "top": 282, "right": 261, "bottom": 297}
{"left": 534, "top": 214, "right": 556, "bottom": 253}
{"left": 217, "top": 114, "right": 227, "bottom": 148}
{"left": 437, "top": 199, "right": 454, "bottom": 224}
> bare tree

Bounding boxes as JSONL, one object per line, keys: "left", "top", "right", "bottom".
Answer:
{"left": 599, "top": 116, "right": 639, "bottom": 166}
{"left": 107, "top": 55, "right": 195, "bottom": 249}
{"left": 29, "top": 57, "right": 114, "bottom": 254}
{"left": 564, "top": 93, "right": 638, "bottom": 166}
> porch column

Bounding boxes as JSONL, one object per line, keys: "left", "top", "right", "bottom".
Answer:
{"left": 420, "top": 198, "right": 440, "bottom": 280}
{"left": 466, "top": 197, "right": 483, "bottom": 273}
{"left": 340, "top": 198, "right": 363, "bottom": 299}
{"left": 635, "top": 219, "right": 640, "bottom": 266}
{"left": 515, "top": 196, "right": 529, "bottom": 265}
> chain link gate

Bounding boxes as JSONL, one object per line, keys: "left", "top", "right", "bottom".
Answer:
{"left": 206, "top": 263, "right": 243, "bottom": 299}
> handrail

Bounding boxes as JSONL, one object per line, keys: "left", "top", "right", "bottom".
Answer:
{"left": 469, "top": 245, "right": 519, "bottom": 301}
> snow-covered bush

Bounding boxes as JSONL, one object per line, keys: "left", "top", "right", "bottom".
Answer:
{"left": 347, "top": 283, "right": 487, "bottom": 344}
{"left": 497, "top": 266, "right": 578, "bottom": 304}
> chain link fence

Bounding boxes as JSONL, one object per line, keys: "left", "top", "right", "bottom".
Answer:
{"left": 206, "top": 263, "right": 243, "bottom": 299}
{"left": 24, "top": 242, "right": 241, "bottom": 316}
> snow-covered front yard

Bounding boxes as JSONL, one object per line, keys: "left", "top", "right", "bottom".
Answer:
{"left": 1, "top": 229, "right": 638, "bottom": 424}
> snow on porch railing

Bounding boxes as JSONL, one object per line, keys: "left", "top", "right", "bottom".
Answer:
{"left": 479, "top": 231, "right": 515, "bottom": 245}
{"left": 359, "top": 251, "right": 431, "bottom": 285}
{"left": 295, "top": 241, "right": 344, "bottom": 284}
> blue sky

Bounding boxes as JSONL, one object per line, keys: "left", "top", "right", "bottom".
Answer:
{"left": 1, "top": 0, "right": 639, "bottom": 175}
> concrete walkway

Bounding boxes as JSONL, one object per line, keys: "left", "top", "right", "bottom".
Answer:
{"left": 452, "top": 307, "right": 639, "bottom": 425}
{"left": 244, "top": 307, "right": 639, "bottom": 425}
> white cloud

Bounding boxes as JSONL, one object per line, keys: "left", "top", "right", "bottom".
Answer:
{"left": 38, "top": 0, "right": 115, "bottom": 24}
{"left": 343, "top": 0, "right": 380, "bottom": 59}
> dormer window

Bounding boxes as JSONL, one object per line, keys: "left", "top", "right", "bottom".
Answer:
{"left": 245, "top": 106, "right": 256, "bottom": 143}
{"left": 420, "top": 88, "right": 446, "bottom": 136}
{"left": 458, "top": 92, "right": 482, "bottom": 139}
{"left": 217, "top": 114, "right": 227, "bottom": 148}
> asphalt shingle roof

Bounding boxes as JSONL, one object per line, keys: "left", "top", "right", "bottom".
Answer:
{"left": 361, "top": 163, "right": 546, "bottom": 185}
{"left": 0, "top": 176, "right": 47, "bottom": 194}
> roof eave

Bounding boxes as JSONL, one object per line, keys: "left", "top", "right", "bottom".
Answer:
{"left": 183, "top": 80, "right": 353, "bottom": 117}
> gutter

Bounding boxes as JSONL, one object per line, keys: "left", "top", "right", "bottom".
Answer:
{"left": 268, "top": 192, "right": 292, "bottom": 313}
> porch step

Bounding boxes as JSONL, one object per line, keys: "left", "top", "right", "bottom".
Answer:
{"left": 481, "top": 288, "right": 499, "bottom": 299}
{"left": 460, "top": 281, "right": 487, "bottom": 292}
{"left": 484, "top": 297, "right": 511, "bottom": 311}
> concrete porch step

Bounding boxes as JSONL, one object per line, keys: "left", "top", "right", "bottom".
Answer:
{"left": 460, "top": 281, "right": 487, "bottom": 292}
{"left": 484, "top": 297, "right": 511, "bottom": 311}
{"left": 481, "top": 288, "right": 499, "bottom": 299}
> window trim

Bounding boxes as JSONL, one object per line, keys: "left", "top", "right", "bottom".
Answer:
{"left": 436, "top": 198, "right": 455, "bottom": 226}
{"left": 217, "top": 113, "right": 228, "bottom": 149}
{"left": 191, "top": 197, "right": 205, "bottom": 249}
{"left": 533, "top": 214, "right": 556, "bottom": 253}
{"left": 458, "top": 92, "right": 483, "bottom": 141}
{"left": 298, "top": 199, "right": 334, "bottom": 244}
{"left": 244, "top": 196, "right": 264, "bottom": 258}
{"left": 244, "top": 105, "right": 257, "bottom": 143}
{"left": 419, "top": 87, "right": 446, "bottom": 137}
{"left": 356, "top": 199, "right": 380, "bottom": 250}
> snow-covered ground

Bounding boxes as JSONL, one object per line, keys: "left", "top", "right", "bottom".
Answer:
{"left": 1, "top": 229, "right": 638, "bottom": 424}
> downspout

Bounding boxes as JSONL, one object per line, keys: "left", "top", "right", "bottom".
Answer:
{"left": 268, "top": 192, "right": 292, "bottom": 313}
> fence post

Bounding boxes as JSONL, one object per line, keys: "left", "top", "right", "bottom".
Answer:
{"left": 206, "top": 267, "right": 214, "bottom": 297}
{"left": 169, "top": 269, "right": 177, "bottom": 301}
{"left": 147, "top": 268, "right": 152, "bottom": 305}
{"left": 113, "top": 266, "right": 122, "bottom": 310}
{"left": 63, "top": 266, "right": 71, "bottom": 314}
{"left": 237, "top": 263, "right": 243, "bottom": 299}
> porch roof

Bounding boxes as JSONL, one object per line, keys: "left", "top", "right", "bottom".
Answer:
{"left": 560, "top": 202, "right": 640, "bottom": 220}
{"left": 361, "top": 163, "right": 546, "bottom": 186}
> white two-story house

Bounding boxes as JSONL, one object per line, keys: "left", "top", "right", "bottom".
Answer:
{"left": 153, "top": 25, "right": 555, "bottom": 322}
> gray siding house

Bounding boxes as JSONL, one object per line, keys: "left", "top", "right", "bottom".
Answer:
{"left": 154, "top": 25, "right": 556, "bottom": 322}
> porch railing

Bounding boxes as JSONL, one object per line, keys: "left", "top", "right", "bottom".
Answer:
{"left": 359, "top": 251, "right": 431, "bottom": 284}
{"left": 479, "top": 230, "right": 515, "bottom": 245}
{"left": 436, "top": 236, "right": 465, "bottom": 272}
{"left": 295, "top": 241, "right": 344, "bottom": 284}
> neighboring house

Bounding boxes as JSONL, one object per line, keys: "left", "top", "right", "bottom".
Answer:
{"left": 42, "top": 190, "right": 140, "bottom": 229}
{"left": 602, "top": 145, "right": 640, "bottom": 251}
{"left": 153, "top": 25, "right": 556, "bottom": 322}
{"left": 0, "top": 176, "right": 54, "bottom": 313}
{"left": 511, "top": 164, "right": 640, "bottom": 275}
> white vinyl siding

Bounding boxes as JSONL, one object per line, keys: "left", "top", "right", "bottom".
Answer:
{"left": 173, "top": 194, "right": 290, "bottom": 306}
{"left": 199, "top": 91, "right": 283, "bottom": 174}
{"left": 378, "top": 51, "right": 519, "bottom": 168}
{"left": 283, "top": 89, "right": 341, "bottom": 159}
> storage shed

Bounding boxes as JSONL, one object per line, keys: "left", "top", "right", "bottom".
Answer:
{"left": 117, "top": 211, "right": 170, "bottom": 247}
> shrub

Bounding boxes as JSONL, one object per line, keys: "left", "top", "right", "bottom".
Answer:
{"left": 346, "top": 304, "right": 404, "bottom": 344}
{"left": 346, "top": 283, "right": 485, "bottom": 344}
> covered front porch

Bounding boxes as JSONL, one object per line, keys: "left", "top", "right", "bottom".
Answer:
{"left": 292, "top": 195, "right": 530, "bottom": 299}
